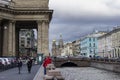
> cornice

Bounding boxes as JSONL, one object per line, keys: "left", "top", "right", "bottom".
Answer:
{"left": 0, "top": 6, "right": 53, "bottom": 15}
{"left": 0, "top": 6, "right": 53, "bottom": 21}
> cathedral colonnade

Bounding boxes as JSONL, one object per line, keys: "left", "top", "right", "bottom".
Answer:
{"left": 0, "top": 0, "right": 53, "bottom": 57}
{"left": 0, "top": 20, "right": 50, "bottom": 57}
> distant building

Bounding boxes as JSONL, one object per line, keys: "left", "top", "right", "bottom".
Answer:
{"left": 51, "top": 40, "right": 57, "bottom": 56}
{"left": 80, "top": 31, "right": 106, "bottom": 57}
{"left": 98, "top": 32, "right": 112, "bottom": 58}
{"left": 51, "top": 34, "right": 64, "bottom": 57}
{"left": 98, "top": 26, "right": 120, "bottom": 58}
{"left": 61, "top": 42, "right": 73, "bottom": 56}
{"left": 19, "top": 29, "right": 36, "bottom": 57}
{"left": 72, "top": 40, "right": 80, "bottom": 56}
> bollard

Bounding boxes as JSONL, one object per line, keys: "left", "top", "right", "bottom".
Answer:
{"left": 56, "top": 76, "right": 65, "bottom": 80}
{"left": 46, "top": 64, "right": 56, "bottom": 70}
{"left": 46, "top": 64, "right": 56, "bottom": 74}
{"left": 47, "top": 70, "right": 61, "bottom": 77}
{"left": 43, "top": 75, "right": 54, "bottom": 80}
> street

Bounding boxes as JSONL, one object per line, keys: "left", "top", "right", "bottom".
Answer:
{"left": 0, "top": 65, "right": 40, "bottom": 80}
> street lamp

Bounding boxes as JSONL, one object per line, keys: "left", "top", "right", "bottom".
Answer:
{"left": 4, "top": 26, "right": 7, "bottom": 30}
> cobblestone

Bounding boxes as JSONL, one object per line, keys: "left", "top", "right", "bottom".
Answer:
{"left": 58, "top": 67, "right": 120, "bottom": 80}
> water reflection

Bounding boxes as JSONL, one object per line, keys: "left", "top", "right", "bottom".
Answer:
{"left": 59, "top": 67, "right": 120, "bottom": 80}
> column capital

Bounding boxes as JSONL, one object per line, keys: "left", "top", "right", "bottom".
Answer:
{"left": 9, "top": 20, "right": 16, "bottom": 23}
{"left": 43, "top": 20, "right": 49, "bottom": 24}
{"left": 37, "top": 20, "right": 49, "bottom": 24}
{"left": 37, "top": 20, "right": 42, "bottom": 24}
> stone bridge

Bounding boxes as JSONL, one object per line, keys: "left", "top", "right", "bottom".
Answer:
{"left": 52, "top": 57, "right": 91, "bottom": 67}
{"left": 52, "top": 57, "right": 120, "bottom": 73}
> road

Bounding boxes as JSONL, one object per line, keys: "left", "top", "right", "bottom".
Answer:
{"left": 0, "top": 65, "right": 40, "bottom": 80}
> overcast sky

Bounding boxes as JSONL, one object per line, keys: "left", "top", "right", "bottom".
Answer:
{"left": 48, "top": 0, "right": 120, "bottom": 50}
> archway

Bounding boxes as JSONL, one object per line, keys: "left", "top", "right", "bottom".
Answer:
{"left": 61, "top": 62, "right": 78, "bottom": 67}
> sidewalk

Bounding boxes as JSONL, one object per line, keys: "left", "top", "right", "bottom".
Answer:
{"left": 0, "top": 65, "right": 40, "bottom": 80}
{"left": 33, "top": 65, "right": 44, "bottom": 80}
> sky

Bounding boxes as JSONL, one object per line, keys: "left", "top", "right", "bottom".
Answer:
{"left": 49, "top": 0, "right": 120, "bottom": 49}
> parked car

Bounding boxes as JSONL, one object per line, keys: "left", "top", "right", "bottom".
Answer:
{"left": 3, "top": 58, "right": 11, "bottom": 65}
{"left": 0, "top": 59, "right": 3, "bottom": 66}
{"left": 0, "top": 58, "right": 7, "bottom": 66}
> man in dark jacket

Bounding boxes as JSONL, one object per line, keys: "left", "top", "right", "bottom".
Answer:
{"left": 27, "top": 59, "right": 32, "bottom": 73}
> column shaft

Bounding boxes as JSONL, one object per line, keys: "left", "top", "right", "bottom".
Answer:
{"left": 0, "top": 20, "right": 2, "bottom": 56}
{"left": 37, "top": 21, "right": 42, "bottom": 54}
{"left": 8, "top": 21, "right": 13, "bottom": 56}
{"left": 41, "top": 21, "right": 49, "bottom": 56}
{"left": 12, "top": 21, "right": 16, "bottom": 56}
{"left": 3, "top": 24, "right": 8, "bottom": 56}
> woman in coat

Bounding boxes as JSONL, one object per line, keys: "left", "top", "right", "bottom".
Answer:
{"left": 43, "top": 56, "right": 52, "bottom": 75}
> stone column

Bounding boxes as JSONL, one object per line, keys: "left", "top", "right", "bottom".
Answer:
{"left": 3, "top": 24, "right": 8, "bottom": 56}
{"left": 41, "top": 20, "right": 49, "bottom": 56}
{"left": 8, "top": 21, "right": 13, "bottom": 56}
{"left": 0, "top": 19, "right": 2, "bottom": 56}
{"left": 37, "top": 20, "right": 42, "bottom": 54}
{"left": 12, "top": 21, "right": 16, "bottom": 56}
{"left": 7, "top": 20, "right": 16, "bottom": 57}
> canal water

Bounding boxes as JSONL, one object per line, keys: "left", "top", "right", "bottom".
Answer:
{"left": 58, "top": 67, "right": 120, "bottom": 80}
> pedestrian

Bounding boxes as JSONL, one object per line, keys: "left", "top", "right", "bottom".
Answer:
{"left": 27, "top": 58, "right": 32, "bottom": 73}
{"left": 43, "top": 56, "right": 52, "bottom": 75}
{"left": 17, "top": 58, "right": 22, "bottom": 74}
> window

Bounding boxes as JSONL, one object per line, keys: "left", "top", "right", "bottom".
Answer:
{"left": 27, "top": 38, "right": 30, "bottom": 41}
{"left": 21, "top": 40, "right": 24, "bottom": 44}
{"left": 89, "top": 43, "right": 91, "bottom": 47}
{"left": 27, "top": 41, "right": 30, "bottom": 44}
{"left": 93, "top": 38, "right": 95, "bottom": 41}
{"left": 89, "top": 38, "right": 91, "bottom": 41}
{"left": 21, "top": 44, "right": 24, "bottom": 47}
{"left": 93, "top": 43, "right": 95, "bottom": 47}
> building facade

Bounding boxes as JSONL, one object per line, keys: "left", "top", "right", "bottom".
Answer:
{"left": 98, "top": 27, "right": 120, "bottom": 58}
{"left": 98, "top": 33, "right": 112, "bottom": 58}
{"left": 51, "top": 35, "right": 64, "bottom": 57}
{"left": 61, "top": 42, "right": 73, "bottom": 56}
{"left": 80, "top": 31, "right": 106, "bottom": 57}
{"left": 19, "top": 29, "right": 36, "bottom": 57}
{"left": 72, "top": 40, "right": 80, "bottom": 56}
{"left": 111, "top": 27, "right": 120, "bottom": 58}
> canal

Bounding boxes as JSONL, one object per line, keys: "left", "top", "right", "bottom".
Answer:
{"left": 58, "top": 67, "right": 120, "bottom": 80}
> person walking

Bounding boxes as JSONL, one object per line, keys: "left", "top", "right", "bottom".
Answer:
{"left": 27, "top": 58, "right": 32, "bottom": 73}
{"left": 43, "top": 56, "right": 52, "bottom": 75}
{"left": 17, "top": 58, "right": 22, "bottom": 74}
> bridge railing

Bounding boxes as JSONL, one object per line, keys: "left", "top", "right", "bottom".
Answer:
{"left": 91, "top": 57, "right": 120, "bottom": 64}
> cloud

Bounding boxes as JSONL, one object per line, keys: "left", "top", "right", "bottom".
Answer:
{"left": 49, "top": 0, "right": 120, "bottom": 20}
{"left": 49, "top": 0, "right": 120, "bottom": 51}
